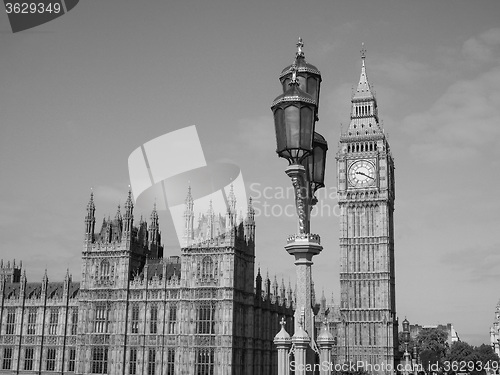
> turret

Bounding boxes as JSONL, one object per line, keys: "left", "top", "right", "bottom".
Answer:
{"left": 320, "top": 289, "right": 327, "bottom": 312}
{"left": 0, "top": 274, "right": 5, "bottom": 296}
{"left": 183, "top": 185, "right": 194, "bottom": 247}
{"left": 112, "top": 206, "right": 122, "bottom": 242}
{"left": 63, "top": 269, "right": 71, "bottom": 296}
{"left": 244, "top": 197, "right": 256, "bottom": 241}
{"left": 280, "top": 278, "right": 286, "bottom": 301}
{"left": 121, "top": 188, "right": 134, "bottom": 243}
{"left": 41, "top": 269, "right": 48, "bottom": 296}
{"left": 255, "top": 267, "right": 262, "bottom": 297}
{"left": 287, "top": 281, "right": 293, "bottom": 304}
{"left": 148, "top": 203, "right": 159, "bottom": 244}
{"left": 272, "top": 275, "right": 279, "bottom": 297}
{"left": 265, "top": 271, "right": 271, "bottom": 298}
{"left": 148, "top": 203, "right": 163, "bottom": 258}
{"left": 226, "top": 184, "right": 237, "bottom": 233}
{"left": 20, "top": 270, "right": 26, "bottom": 297}
{"left": 84, "top": 191, "right": 96, "bottom": 244}
{"left": 206, "top": 200, "right": 215, "bottom": 239}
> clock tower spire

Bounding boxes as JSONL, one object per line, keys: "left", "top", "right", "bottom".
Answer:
{"left": 336, "top": 45, "right": 397, "bottom": 372}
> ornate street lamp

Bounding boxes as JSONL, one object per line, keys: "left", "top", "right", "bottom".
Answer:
{"left": 271, "top": 39, "right": 329, "bottom": 374}
{"left": 271, "top": 63, "right": 327, "bottom": 234}
{"left": 402, "top": 318, "right": 411, "bottom": 374}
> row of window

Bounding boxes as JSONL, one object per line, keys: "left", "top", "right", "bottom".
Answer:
{"left": 130, "top": 304, "right": 177, "bottom": 334}
{"left": 196, "top": 256, "right": 217, "bottom": 279}
{"left": 128, "top": 348, "right": 175, "bottom": 375}
{"left": 2, "top": 347, "right": 76, "bottom": 372}
{"left": 347, "top": 142, "right": 378, "bottom": 153}
{"left": 3, "top": 308, "right": 78, "bottom": 336}
{"left": 130, "top": 304, "right": 214, "bottom": 335}
{"left": 353, "top": 103, "right": 374, "bottom": 117}
{"left": 1, "top": 346, "right": 214, "bottom": 374}
{"left": 3, "top": 303, "right": 215, "bottom": 336}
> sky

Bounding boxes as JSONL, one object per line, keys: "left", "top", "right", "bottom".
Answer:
{"left": 0, "top": 0, "right": 499, "bottom": 346}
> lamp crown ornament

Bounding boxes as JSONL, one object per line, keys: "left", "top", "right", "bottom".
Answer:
{"left": 296, "top": 37, "right": 304, "bottom": 58}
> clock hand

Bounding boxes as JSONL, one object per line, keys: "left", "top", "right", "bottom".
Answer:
{"left": 356, "top": 171, "right": 374, "bottom": 180}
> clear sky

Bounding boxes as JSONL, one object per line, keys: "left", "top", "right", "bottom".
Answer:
{"left": 1, "top": 0, "right": 499, "bottom": 346}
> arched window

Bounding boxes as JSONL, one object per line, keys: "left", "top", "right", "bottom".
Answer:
{"left": 101, "top": 261, "right": 110, "bottom": 280}
{"left": 201, "top": 256, "right": 213, "bottom": 279}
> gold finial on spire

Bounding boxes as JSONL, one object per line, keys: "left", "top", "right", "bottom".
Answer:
{"left": 361, "top": 42, "right": 366, "bottom": 59}
{"left": 296, "top": 37, "right": 304, "bottom": 57}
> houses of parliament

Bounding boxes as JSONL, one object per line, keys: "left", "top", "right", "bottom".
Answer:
{"left": 0, "top": 41, "right": 398, "bottom": 374}
{"left": 0, "top": 186, "right": 294, "bottom": 375}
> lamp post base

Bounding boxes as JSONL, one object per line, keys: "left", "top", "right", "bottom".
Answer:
{"left": 285, "top": 234, "right": 322, "bottom": 348}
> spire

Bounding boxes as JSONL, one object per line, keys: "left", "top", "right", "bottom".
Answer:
{"left": 272, "top": 275, "right": 279, "bottom": 296}
{"left": 85, "top": 190, "right": 96, "bottom": 243}
{"left": 121, "top": 187, "right": 134, "bottom": 242}
{"left": 185, "top": 184, "right": 193, "bottom": 208}
{"left": 183, "top": 184, "right": 194, "bottom": 247}
{"left": 87, "top": 190, "right": 95, "bottom": 214}
{"left": 280, "top": 278, "right": 286, "bottom": 300}
{"left": 41, "top": 269, "right": 48, "bottom": 294}
{"left": 353, "top": 43, "right": 374, "bottom": 100}
{"left": 148, "top": 202, "right": 161, "bottom": 253}
{"left": 287, "top": 280, "right": 293, "bottom": 303}
{"left": 124, "top": 187, "right": 133, "bottom": 216}
{"left": 255, "top": 267, "right": 262, "bottom": 296}
{"left": 244, "top": 197, "right": 255, "bottom": 241}
{"left": 346, "top": 43, "right": 382, "bottom": 135}
{"left": 115, "top": 204, "right": 122, "bottom": 221}
{"left": 207, "top": 200, "right": 215, "bottom": 239}
{"left": 265, "top": 271, "right": 271, "bottom": 297}
{"left": 227, "top": 183, "right": 236, "bottom": 213}
{"left": 226, "top": 184, "right": 237, "bottom": 234}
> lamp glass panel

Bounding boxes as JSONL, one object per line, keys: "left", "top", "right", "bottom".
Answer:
{"left": 313, "top": 146, "right": 325, "bottom": 184}
{"left": 299, "top": 106, "right": 313, "bottom": 150}
{"left": 281, "top": 78, "right": 290, "bottom": 93}
{"left": 307, "top": 76, "right": 318, "bottom": 103}
{"left": 297, "top": 75, "right": 306, "bottom": 92}
{"left": 274, "top": 108, "right": 286, "bottom": 152}
{"left": 284, "top": 105, "right": 300, "bottom": 149}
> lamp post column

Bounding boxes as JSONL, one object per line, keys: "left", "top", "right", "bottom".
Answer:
{"left": 285, "top": 234, "right": 321, "bottom": 337}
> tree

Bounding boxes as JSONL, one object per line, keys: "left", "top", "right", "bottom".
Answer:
{"left": 415, "top": 328, "right": 449, "bottom": 370}
{"left": 445, "top": 341, "right": 500, "bottom": 375}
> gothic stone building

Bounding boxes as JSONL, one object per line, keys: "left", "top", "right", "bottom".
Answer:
{"left": 0, "top": 188, "right": 294, "bottom": 375}
{"left": 334, "top": 47, "right": 398, "bottom": 369}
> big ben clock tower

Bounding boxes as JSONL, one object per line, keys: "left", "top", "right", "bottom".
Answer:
{"left": 336, "top": 45, "right": 397, "bottom": 371}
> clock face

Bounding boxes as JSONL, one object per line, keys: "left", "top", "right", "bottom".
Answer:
{"left": 348, "top": 160, "right": 375, "bottom": 187}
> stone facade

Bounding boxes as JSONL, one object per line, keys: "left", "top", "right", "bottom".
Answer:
{"left": 0, "top": 187, "right": 294, "bottom": 375}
